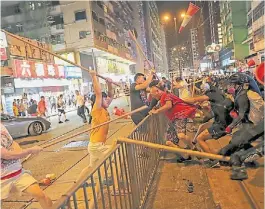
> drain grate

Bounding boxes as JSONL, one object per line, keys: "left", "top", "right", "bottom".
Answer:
{"left": 62, "top": 140, "right": 89, "bottom": 148}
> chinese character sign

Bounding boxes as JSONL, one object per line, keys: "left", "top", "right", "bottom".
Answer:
{"left": 13, "top": 59, "right": 63, "bottom": 79}
{"left": 0, "top": 48, "right": 7, "bottom": 61}
{"left": 13, "top": 59, "right": 35, "bottom": 78}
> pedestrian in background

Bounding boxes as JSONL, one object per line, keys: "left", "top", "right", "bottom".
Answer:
{"left": 19, "top": 99, "right": 26, "bottom": 116}
{"left": 28, "top": 100, "right": 38, "bottom": 116}
{"left": 38, "top": 96, "right": 47, "bottom": 117}
{"left": 57, "top": 94, "right": 69, "bottom": 124}
{"left": 75, "top": 90, "right": 87, "bottom": 123}
{"left": 124, "top": 84, "right": 130, "bottom": 106}
{"left": 12, "top": 102, "right": 19, "bottom": 117}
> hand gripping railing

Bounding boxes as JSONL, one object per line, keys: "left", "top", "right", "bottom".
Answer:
{"left": 51, "top": 114, "right": 168, "bottom": 209}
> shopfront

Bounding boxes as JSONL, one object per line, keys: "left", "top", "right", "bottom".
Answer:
{"left": 2, "top": 58, "right": 83, "bottom": 115}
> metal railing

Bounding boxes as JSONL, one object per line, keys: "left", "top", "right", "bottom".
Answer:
{"left": 51, "top": 114, "right": 168, "bottom": 209}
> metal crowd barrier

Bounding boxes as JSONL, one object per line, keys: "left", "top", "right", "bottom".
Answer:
{"left": 51, "top": 114, "right": 168, "bottom": 209}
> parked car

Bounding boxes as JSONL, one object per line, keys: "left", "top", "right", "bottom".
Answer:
{"left": 1, "top": 113, "right": 51, "bottom": 138}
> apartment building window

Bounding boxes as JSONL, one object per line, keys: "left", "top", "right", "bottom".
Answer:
{"left": 28, "top": 2, "right": 35, "bottom": 10}
{"left": 92, "top": 11, "right": 98, "bottom": 22}
{"left": 253, "top": 1, "right": 264, "bottom": 22}
{"left": 253, "top": 26, "right": 264, "bottom": 43}
{"left": 97, "top": 1, "right": 104, "bottom": 9}
{"left": 79, "top": 31, "right": 90, "bottom": 39}
{"left": 14, "top": 5, "right": 21, "bottom": 13}
{"left": 75, "top": 10, "right": 87, "bottom": 21}
{"left": 16, "top": 24, "right": 23, "bottom": 32}
{"left": 99, "top": 18, "right": 105, "bottom": 26}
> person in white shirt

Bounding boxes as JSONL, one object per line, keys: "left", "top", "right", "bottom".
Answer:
{"left": 75, "top": 90, "right": 87, "bottom": 123}
{"left": 0, "top": 123, "right": 52, "bottom": 208}
{"left": 57, "top": 94, "right": 69, "bottom": 124}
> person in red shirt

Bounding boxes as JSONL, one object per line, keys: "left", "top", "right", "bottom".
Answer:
{"left": 149, "top": 80, "right": 197, "bottom": 153}
{"left": 38, "top": 96, "right": 47, "bottom": 117}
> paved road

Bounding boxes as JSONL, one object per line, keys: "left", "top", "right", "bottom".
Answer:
{"left": 2, "top": 96, "right": 133, "bottom": 209}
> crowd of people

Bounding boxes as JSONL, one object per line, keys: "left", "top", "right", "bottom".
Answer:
{"left": 1, "top": 64, "right": 264, "bottom": 208}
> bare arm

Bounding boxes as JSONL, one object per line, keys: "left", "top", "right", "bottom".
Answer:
{"left": 182, "top": 95, "right": 209, "bottom": 104}
{"left": 135, "top": 71, "right": 155, "bottom": 90}
{"left": 1, "top": 141, "right": 42, "bottom": 160}
{"left": 90, "top": 71, "right": 102, "bottom": 110}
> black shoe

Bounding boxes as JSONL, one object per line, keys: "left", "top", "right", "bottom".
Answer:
{"left": 65, "top": 119, "right": 69, "bottom": 122}
{"left": 204, "top": 159, "right": 220, "bottom": 168}
{"left": 230, "top": 166, "right": 248, "bottom": 180}
{"left": 176, "top": 156, "right": 192, "bottom": 163}
{"left": 59, "top": 121, "right": 63, "bottom": 124}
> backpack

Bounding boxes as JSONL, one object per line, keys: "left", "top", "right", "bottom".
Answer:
{"left": 247, "top": 90, "right": 264, "bottom": 125}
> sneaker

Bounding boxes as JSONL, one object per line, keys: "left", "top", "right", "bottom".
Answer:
{"left": 230, "top": 166, "right": 248, "bottom": 180}
{"left": 65, "top": 119, "right": 69, "bottom": 122}
{"left": 204, "top": 159, "right": 220, "bottom": 168}
{"left": 59, "top": 121, "right": 63, "bottom": 124}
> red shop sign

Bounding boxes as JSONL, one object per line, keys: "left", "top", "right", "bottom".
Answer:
{"left": 44, "top": 64, "right": 59, "bottom": 78}
{"left": 13, "top": 59, "right": 36, "bottom": 78}
{"left": 0, "top": 48, "right": 7, "bottom": 61}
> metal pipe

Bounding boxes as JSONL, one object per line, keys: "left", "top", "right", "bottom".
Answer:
{"left": 118, "top": 137, "right": 230, "bottom": 162}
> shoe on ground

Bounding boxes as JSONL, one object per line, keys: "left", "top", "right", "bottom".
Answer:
{"left": 176, "top": 155, "right": 192, "bottom": 163}
{"left": 59, "top": 121, "right": 63, "bottom": 124}
{"left": 230, "top": 166, "right": 248, "bottom": 180}
{"left": 204, "top": 159, "right": 220, "bottom": 168}
{"left": 65, "top": 119, "right": 69, "bottom": 122}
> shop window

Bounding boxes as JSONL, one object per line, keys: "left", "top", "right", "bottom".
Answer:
{"left": 75, "top": 10, "right": 86, "bottom": 21}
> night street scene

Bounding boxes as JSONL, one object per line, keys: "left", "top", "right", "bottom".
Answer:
{"left": 0, "top": 1, "right": 264, "bottom": 209}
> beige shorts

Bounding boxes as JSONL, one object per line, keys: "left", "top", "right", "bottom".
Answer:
{"left": 1, "top": 170, "right": 37, "bottom": 199}
{"left": 88, "top": 142, "right": 111, "bottom": 167}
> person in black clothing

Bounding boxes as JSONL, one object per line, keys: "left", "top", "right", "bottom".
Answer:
{"left": 183, "top": 83, "right": 234, "bottom": 155}
{"left": 162, "top": 77, "right": 172, "bottom": 91}
{"left": 130, "top": 71, "right": 155, "bottom": 125}
{"left": 219, "top": 73, "right": 264, "bottom": 156}
{"left": 229, "top": 120, "right": 264, "bottom": 180}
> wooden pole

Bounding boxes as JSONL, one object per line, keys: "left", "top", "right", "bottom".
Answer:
{"left": 1, "top": 29, "right": 120, "bottom": 86}
{"left": 117, "top": 137, "right": 230, "bottom": 162}
{"left": 22, "top": 106, "right": 148, "bottom": 163}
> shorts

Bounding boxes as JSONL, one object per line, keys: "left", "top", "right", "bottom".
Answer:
{"left": 208, "top": 122, "right": 226, "bottom": 139}
{"left": 58, "top": 109, "right": 65, "bottom": 115}
{"left": 88, "top": 142, "right": 111, "bottom": 167}
{"left": 166, "top": 118, "right": 188, "bottom": 145}
{"left": 1, "top": 170, "right": 37, "bottom": 200}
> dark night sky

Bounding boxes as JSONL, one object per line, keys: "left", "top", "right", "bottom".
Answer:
{"left": 157, "top": 1, "right": 205, "bottom": 48}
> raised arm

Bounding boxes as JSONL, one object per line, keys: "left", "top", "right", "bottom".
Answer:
{"left": 135, "top": 70, "right": 155, "bottom": 90}
{"left": 182, "top": 95, "right": 209, "bottom": 104}
{"left": 90, "top": 70, "right": 102, "bottom": 110}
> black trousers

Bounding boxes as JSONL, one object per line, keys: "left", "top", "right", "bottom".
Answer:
{"left": 219, "top": 121, "right": 264, "bottom": 156}
{"left": 77, "top": 105, "right": 87, "bottom": 122}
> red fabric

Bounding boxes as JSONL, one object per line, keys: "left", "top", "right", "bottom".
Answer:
{"left": 160, "top": 92, "right": 197, "bottom": 121}
{"left": 225, "top": 126, "right": 232, "bottom": 134}
{"left": 1, "top": 169, "right": 22, "bottom": 180}
{"left": 38, "top": 101, "right": 46, "bottom": 113}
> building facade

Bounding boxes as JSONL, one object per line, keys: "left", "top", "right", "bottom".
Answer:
{"left": 219, "top": 1, "right": 249, "bottom": 68}
{"left": 243, "top": 1, "right": 264, "bottom": 65}
{"left": 142, "top": 1, "right": 167, "bottom": 74}
{"left": 208, "top": 1, "right": 222, "bottom": 45}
